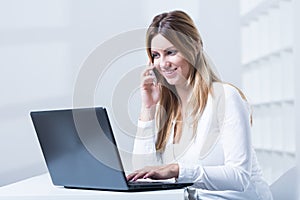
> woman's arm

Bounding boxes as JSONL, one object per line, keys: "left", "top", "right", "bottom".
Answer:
{"left": 131, "top": 106, "right": 163, "bottom": 172}
{"left": 131, "top": 63, "right": 162, "bottom": 171}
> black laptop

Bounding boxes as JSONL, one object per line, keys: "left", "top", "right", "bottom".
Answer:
{"left": 30, "top": 107, "right": 193, "bottom": 191}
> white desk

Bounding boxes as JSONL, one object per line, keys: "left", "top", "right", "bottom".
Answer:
{"left": 0, "top": 173, "right": 185, "bottom": 200}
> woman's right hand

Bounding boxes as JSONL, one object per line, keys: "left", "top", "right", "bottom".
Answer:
{"left": 140, "top": 63, "right": 161, "bottom": 119}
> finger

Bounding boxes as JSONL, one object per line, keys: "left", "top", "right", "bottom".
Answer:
{"left": 141, "top": 65, "right": 155, "bottom": 77}
{"left": 127, "top": 173, "right": 142, "bottom": 182}
{"left": 132, "top": 172, "right": 148, "bottom": 181}
{"left": 128, "top": 166, "right": 162, "bottom": 181}
{"left": 126, "top": 173, "right": 137, "bottom": 181}
{"left": 143, "top": 170, "right": 155, "bottom": 179}
{"left": 141, "top": 76, "right": 158, "bottom": 87}
{"left": 143, "top": 166, "right": 169, "bottom": 179}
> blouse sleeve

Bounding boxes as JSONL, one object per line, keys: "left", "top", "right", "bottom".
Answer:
{"left": 177, "top": 86, "right": 252, "bottom": 192}
{"left": 131, "top": 120, "right": 162, "bottom": 170}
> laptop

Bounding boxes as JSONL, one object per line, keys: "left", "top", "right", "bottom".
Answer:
{"left": 30, "top": 107, "right": 193, "bottom": 191}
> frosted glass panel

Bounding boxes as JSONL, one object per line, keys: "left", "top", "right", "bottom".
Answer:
{"left": 281, "top": 50, "right": 294, "bottom": 100}
{"left": 240, "top": 0, "right": 296, "bottom": 184}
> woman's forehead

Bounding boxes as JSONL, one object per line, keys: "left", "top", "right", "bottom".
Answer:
{"left": 151, "top": 34, "right": 174, "bottom": 51}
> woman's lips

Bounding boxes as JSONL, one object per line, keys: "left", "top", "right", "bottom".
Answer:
{"left": 162, "top": 68, "right": 177, "bottom": 77}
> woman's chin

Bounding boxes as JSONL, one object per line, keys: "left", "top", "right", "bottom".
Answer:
{"left": 165, "top": 78, "right": 176, "bottom": 85}
{"left": 165, "top": 78, "right": 183, "bottom": 87}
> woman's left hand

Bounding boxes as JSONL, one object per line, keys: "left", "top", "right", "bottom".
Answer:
{"left": 126, "top": 163, "right": 179, "bottom": 181}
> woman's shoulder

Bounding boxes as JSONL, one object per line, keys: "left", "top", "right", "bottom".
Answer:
{"left": 211, "top": 82, "right": 251, "bottom": 119}
{"left": 212, "top": 82, "right": 244, "bottom": 99}
{"left": 211, "top": 82, "right": 251, "bottom": 111}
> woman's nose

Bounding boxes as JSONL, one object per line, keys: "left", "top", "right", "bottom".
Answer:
{"left": 159, "top": 56, "right": 171, "bottom": 69}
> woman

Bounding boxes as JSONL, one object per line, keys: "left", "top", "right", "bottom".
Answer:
{"left": 127, "top": 10, "right": 273, "bottom": 200}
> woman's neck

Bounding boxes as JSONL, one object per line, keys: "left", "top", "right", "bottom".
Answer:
{"left": 176, "top": 84, "right": 192, "bottom": 113}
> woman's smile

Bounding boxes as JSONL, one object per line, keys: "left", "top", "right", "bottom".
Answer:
{"left": 162, "top": 67, "right": 178, "bottom": 77}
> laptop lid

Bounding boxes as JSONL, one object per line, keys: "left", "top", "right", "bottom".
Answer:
{"left": 30, "top": 107, "right": 192, "bottom": 191}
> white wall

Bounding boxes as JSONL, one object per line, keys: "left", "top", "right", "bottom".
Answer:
{"left": 0, "top": 0, "right": 241, "bottom": 186}
{"left": 197, "top": 0, "right": 241, "bottom": 86}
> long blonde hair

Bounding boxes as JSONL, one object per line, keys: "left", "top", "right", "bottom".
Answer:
{"left": 146, "top": 11, "right": 221, "bottom": 151}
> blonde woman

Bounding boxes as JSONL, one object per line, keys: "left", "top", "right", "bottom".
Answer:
{"left": 127, "top": 10, "right": 273, "bottom": 200}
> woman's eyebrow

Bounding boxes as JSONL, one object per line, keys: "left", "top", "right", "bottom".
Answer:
{"left": 164, "top": 46, "right": 176, "bottom": 52}
{"left": 151, "top": 46, "right": 176, "bottom": 52}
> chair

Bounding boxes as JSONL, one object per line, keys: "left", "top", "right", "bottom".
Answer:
{"left": 270, "top": 166, "right": 298, "bottom": 200}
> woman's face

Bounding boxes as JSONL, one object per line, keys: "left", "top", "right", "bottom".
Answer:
{"left": 151, "top": 34, "right": 191, "bottom": 87}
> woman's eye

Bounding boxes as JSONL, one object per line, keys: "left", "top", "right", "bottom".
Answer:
{"left": 152, "top": 53, "right": 159, "bottom": 59}
{"left": 167, "top": 50, "right": 177, "bottom": 56}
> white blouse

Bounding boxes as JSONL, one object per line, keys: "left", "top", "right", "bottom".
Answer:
{"left": 132, "top": 83, "right": 273, "bottom": 200}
